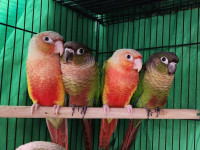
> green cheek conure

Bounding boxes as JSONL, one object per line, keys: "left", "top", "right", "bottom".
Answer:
{"left": 26, "top": 31, "right": 68, "bottom": 149}
{"left": 99, "top": 49, "right": 142, "bottom": 150}
{"left": 121, "top": 52, "right": 179, "bottom": 150}
{"left": 60, "top": 41, "right": 100, "bottom": 150}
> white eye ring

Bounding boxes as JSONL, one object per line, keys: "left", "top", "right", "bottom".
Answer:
{"left": 77, "top": 48, "right": 84, "bottom": 55}
{"left": 126, "top": 54, "right": 133, "bottom": 61}
{"left": 43, "top": 36, "right": 53, "bottom": 43}
{"left": 161, "top": 57, "right": 168, "bottom": 64}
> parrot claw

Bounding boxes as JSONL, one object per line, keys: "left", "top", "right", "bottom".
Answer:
{"left": 31, "top": 103, "right": 40, "bottom": 115}
{"left": 81, "top": 106, "right": 88, "bottom": 118}
{"left": 71, "top": 104, "right": 79, "bottom": 116}
{"left": 103, "top": 104, "right": 110, "bottom": 116}
{"left": 155, "top": 107, "right": 161, "bottom": 117}
{"left": 125, "top": 104, "right": 133, "bottom": 118}
{"left": 53, "top": 105, "right": 60, "bottom": 115}
{"left": 145, "top": 107, "right": 152, "bottom": 119}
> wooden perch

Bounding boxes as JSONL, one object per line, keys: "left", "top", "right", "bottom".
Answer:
{"left": 0, "top": 106, "right": 199, "bottom": 119}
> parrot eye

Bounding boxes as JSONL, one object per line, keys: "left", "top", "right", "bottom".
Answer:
{"left": 126, "top": 54, "right": 133, "bottom": 61}
{"left": 43, "top": 36, "right": 53, "bottom": 43}
{"left": 77, "top": 48, "right": 84, "bottom": 55}
{"left": 161, "top": 57, "right": 168, "bottom": 64}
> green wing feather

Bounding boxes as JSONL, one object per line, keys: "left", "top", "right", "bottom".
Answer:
{"left": 100, "top": 61, "right": 108, "bottom": 96}
{"left": 94, "top": 63, "right": 100, "bottom": 106}
{"left": 130, "top": 63, "right": 146, "bottom": 106}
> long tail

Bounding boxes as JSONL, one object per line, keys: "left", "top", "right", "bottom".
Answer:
{"left": 46, "top": 118, "right": 68, "bottom": 150}
{"left": 80, "top": 119, "right": 93, "bottom": 150}
{"left": 121, "top": 119, "right": 141, "bottom": 150}
{"left": 99, "top": 119, "right": 118, "bottom": 150}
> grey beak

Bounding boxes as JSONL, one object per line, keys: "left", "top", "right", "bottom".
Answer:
{"left": 64, "top": 48, "right": 74, "bottom": 62}
{"left": 168, "top": 62, "right": 177, "bottom": 74}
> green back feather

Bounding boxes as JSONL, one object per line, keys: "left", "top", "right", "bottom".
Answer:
{"left": 130, "top": 63, "right": 146, "bottom": 106}
{"left": 84, "top": 62, "right": 100, "bottom": 107}
{"left": 100, "top": 61, "right": 108, "bottom": 96}
{"left": 94, "top": 63, "right": 100, "bottom": 106}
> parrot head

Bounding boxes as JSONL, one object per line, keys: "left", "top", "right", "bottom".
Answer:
{"left": 110, "top": 49, "right": 142, "bottom": 72}
{"left": 29, "top": 31, "right": 64, "bottom": 56}
{"left": 62, "top": 41, "right": 94, "bottom": 65}
{"left": 147, "top": 52, "right": 179, "bottom": 75}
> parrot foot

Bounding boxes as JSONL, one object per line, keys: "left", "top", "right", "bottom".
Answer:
{"left": 145, "top": 107, "right": 152, "bottom": 119}
{"left": 103, "top": 104, "right": 110, "bottom": 116}
{"left": 81, "top": 106, "right": 88, "bottom": 118}
{"left": 53, "top": 105, "right": 60, "bottom": 115}
{"left": 71, "top": 104, "right": 79, "bottom": 116}
{"left": 155, "top": 107, "right": 161, "bottom": 117}
{"left": 31, "top": 103, "right": 40, "bottom": 115}
{"left": 125, "top": 104, "right": 133, "bottom": 117}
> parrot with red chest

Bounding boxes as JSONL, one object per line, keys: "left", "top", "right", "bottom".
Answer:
{"left": 26, "top": 31, "right": 68, "bottom": 150}
{"left": 121, "top": 52, "right": 179, "bottom": 150}
{"left": 60, "top": 41, "right": 100, "bottom": 150}
{"left": 99, "top": 49, "right": 142, "bottom": 150}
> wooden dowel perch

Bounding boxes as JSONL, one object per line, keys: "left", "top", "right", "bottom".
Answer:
{"left": 0, "top": 106, "right": 199, "bottom": 119}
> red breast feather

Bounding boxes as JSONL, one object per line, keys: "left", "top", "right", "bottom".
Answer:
{"left": 104, "top": 66, "right": 139, "bottom": 107}
{"left": 27, "top": 56, "right": 64, "bottom": 106}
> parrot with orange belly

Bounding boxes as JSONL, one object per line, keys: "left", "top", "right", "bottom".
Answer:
{"left": 26, "top": 31, "right": 68, "bottom": 149}
{"left": 121, "top": 52, "right": 179, "bottom": 150}
{"left": 99, "top": 49, "right": 142, "bottom": 150}
{"left": 60, "top": 41, "right": 100, "bottom": 150}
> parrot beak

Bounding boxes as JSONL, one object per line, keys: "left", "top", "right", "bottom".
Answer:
{"left": 133, "top": 58, "right": 142, "bottom": 72}
{"left": 64, "top": 48, "right": 74, "bottom": 62}
{"left": 168, "top": 62, "right": 177, "bottom": 74}
{"left": 54, "top": 40, "right": 64, "bottom": 56}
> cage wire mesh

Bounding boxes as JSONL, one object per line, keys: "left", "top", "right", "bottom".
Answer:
{"left": 0, "top": 0, "right": 200, "bottom": 149}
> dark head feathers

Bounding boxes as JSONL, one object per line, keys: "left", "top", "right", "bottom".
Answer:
{"left": 147, "top": 52, "right": 179, "bottom": 64}
{"left": 64, "top": 41, "right": 92, "bottom": 53}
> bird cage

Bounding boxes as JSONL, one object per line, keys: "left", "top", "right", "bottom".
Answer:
{"left": 0, "top": 0, "right": 200, "bottom": 149}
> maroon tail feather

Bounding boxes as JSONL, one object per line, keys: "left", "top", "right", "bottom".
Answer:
{"left": 46, "top": 119, "right": 68, "bottom": 150}
{"left": 81, "top": 119, "right": 93, "bottom": 150}
{"left": 99, "top": 119, "right": 118, "bottom": 150}
{"left": 121, "top": 119, "right": 140, "bottom": 150}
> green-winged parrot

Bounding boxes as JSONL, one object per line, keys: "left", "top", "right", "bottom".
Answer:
{"left": 121, "top": 52, "right": 179, "bottom": 150}
{"left": 60, "top": 41, "right": 100, "bottom": 150}
{"left": 99, "top": 49, "right": 142, "bottom": 150}
{"left": 26, "top": 31, "right": 68, "bottom": 149}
